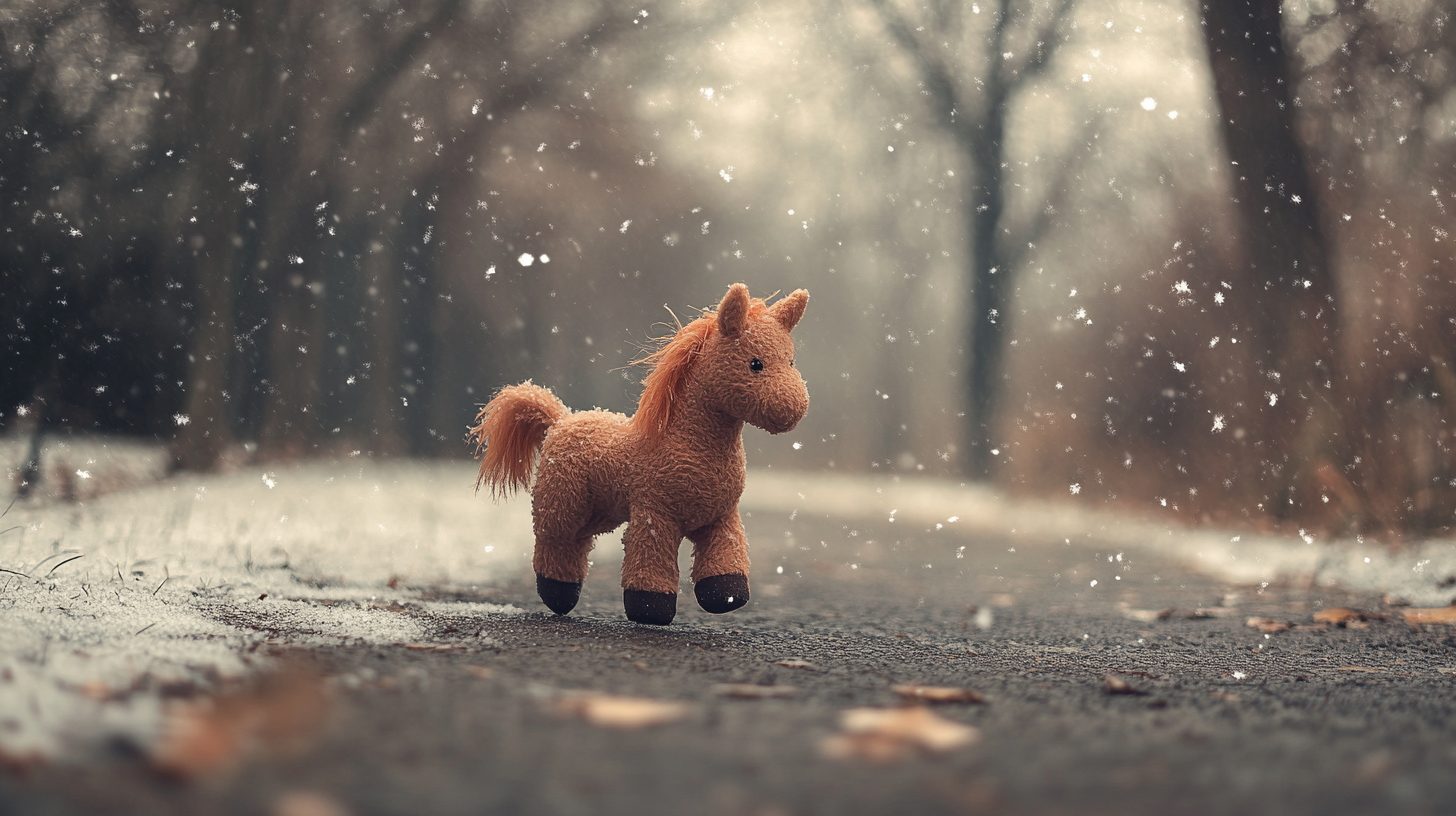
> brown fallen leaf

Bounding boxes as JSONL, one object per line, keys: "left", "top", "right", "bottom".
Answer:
{"left": 1402, "top": 607, "right": 1456, "bottom": 625}
{"left": 710, "top": 683, "right": 799, "bottom": 699}
{"left": 551, "top": 694, "right": 691, "bottom": 729}
{"left": 273, "top": 790, "right": 352, "bottom": 816}
{"left": 820, "top": 706, "right": 979, "bottom": 763}
{"left": 403, "top": 643, "right": 467, "bottom": 652}
{"left": 1245, "top": 617, "right": 1291, "bottom": 634}
{"left": 152, "top": 666, "right": 331, "bottom": 780}
{"left": 891, "top": 684, "right": 987, "bottom": 704}
{"left": 776, "top": 658, "right": 817, "bottom": 670}
{"left": 1188, "top": 608, "right": 1231, "bottom": 619}
{"left": 1313, "top": 607, "right": 1362, "bottom": 624}
{"left": 1101, "top": 673, "right": 1149, "bottom": 696}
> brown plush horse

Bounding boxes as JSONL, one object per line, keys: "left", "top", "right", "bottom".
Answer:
{"left": 468, "top": 283, "right": 809, "bottom": 625}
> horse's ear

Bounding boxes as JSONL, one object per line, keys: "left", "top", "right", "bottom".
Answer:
{"left": 769, "top": 289, "right": 808, "bottom": 332}
{"left": 717, "top": 283, "right": 751, "bottom": 338}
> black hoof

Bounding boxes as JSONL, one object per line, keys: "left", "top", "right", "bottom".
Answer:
{"left": 537, "top": 574, "right": 582, "bottom": 616}
{"left": 695, "top": 573, "right": 750, "bottom": 614}
{"left": 623, "top": 589, "right": 677, "bottom": 625}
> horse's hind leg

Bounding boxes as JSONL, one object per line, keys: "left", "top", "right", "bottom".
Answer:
{"left": 531, "top": 490, "right": 594, "bottom": 616}
{"left": 534, "top": 537, "right": 592, "bottom": 615}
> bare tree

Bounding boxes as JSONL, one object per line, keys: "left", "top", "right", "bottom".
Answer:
{"left": 865, "top": 0, "right": 1078, "bottom": 477}
{"left": 1198, "top": 0, "right": 1342, "bottom": 515}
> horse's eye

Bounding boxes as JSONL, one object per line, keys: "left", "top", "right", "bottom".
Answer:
{"left": 749, "top": 358, "right": 764, "bottom": 373}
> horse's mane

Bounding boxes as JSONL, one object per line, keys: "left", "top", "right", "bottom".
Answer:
{"left": 632, "top": 298, "right": 769, "bottom": 436}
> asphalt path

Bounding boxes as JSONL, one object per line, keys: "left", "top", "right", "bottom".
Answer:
{"left": 5, "top": 508, "right": 1456, "bottom": 816}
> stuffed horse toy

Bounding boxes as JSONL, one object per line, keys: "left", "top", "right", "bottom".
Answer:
{"left": 468, "top": 283, "right": 809, "bottom": 625}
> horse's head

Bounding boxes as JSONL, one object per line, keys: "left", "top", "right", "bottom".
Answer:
{"left": 634, "top": 284, "right": 810, "bottom": 437}
{"left": 697, "top": 283, "right": 810, "bottom": 434}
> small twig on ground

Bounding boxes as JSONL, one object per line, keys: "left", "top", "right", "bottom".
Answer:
{"left": 1, "top": 495, "right": 16, "bottom": 518}
{"left": 136, "top": 622, "right": 157, "bottom": 635}
{"left": 0, "top": 566, "right": 31, "bottom": 579}
{"left": 152, "top": 576, "right": 169, "bottom": 596}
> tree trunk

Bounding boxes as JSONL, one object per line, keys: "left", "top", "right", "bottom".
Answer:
{"left": 1200, "top": 0, "right": 1342, "bottom": 513}
{"left": 170, "top": 11, "right": 275, "bottom": 472}
{"left": 363, "top": 240, "right": 408, "bottom": 457}
{"left": 963, "top": 82, "right": 1011, "bottom": 477}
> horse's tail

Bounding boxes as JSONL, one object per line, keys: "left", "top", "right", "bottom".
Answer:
{"left": 468, "top": 381, "right": 570, "bottom": 498}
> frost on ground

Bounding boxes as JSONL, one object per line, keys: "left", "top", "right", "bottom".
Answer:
{"left": 743, "top": 471, "right": 1456, "bottom": 608}
{"left": 1, "top": 452, "right": 548, "bottom": 762}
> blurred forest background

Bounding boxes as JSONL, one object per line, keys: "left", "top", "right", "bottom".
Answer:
{"left": 3, "top": 0, "right": 1455, "bottom": 541}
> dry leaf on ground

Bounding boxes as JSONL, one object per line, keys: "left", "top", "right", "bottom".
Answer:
{"left": 1402, "top": 607, "right": 1456, "bottom": 625}
{"left": 1101, "top": 674, "right": 1149, "bottom": 695}
{"left": 1246, "top": 617, "right": 1291, "bottom": 634}
{"left": 710, "top": 683, "right": 799, "bottom": 699}
{"left": 820, "top": 707, "right": 979, "bottom": 763}
{"left": 403, "top": 643, "right": 467, "bottom": 652}
{"left": 151, "top": 667, "right": 331, "bottom": 780}
{"left": 891, "top": 684, "right": 986, "bottom": 704}
{"left": 1313, "top": 608, "right": 1369, "bottom": 625}
{"left": 551, "top": 694, "right": 691, "bottom": 729}
{"left": 272, "top": 790, "right": 353, "bottom": 816}
{"left": 776, "top": 658, "right": 817, "bottom": 670}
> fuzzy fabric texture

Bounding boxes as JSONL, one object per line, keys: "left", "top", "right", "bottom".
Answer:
{"left": 469, "top": 284, "right": 809, "bottom": 620}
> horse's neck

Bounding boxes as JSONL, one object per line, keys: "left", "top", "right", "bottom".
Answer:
{"left": 661, "top": 398, "right": 743, "bottom": 455}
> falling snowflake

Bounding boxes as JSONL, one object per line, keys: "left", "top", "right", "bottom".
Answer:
{"left": 1173, "top": 361, "right": 1186, "bottom": 372}
{"left": 719, "top": 168, "right": 734, "bottom": 182}
{"left": 173, "top": 413, "right": 191, "bottom": 426}
{"left": 262, "top": 473, "right": 276, "bottom": 489}
{"left": 1141, "top": 97, "right": 1157, "bottom": 111}
{"left": 619, "top": 220, "right": 632, "bottom": 233}
{"left": 1266, "top": 392, "right": 1278, "bottom": 407}
{"left": 75, "top": 469, "right": 92, "bottom": 479}
{"left": 1172, "top": 280, "right": 1191, "bottom": 295}
{"left": 1070, "top": 483, "right": 1081, "bottom": 495}
{"left": 518, "top": 253, "right": 535, "bottom": 266}
{"left": 1212, "top": 414, "right": 1226, "bottom": 432}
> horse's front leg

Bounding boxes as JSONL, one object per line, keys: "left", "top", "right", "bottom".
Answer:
{"left": 686, "top": 511, "right": 750, "bottom": 614}
{"left": 620, "top": 505, "right": 683, "bottom": 625}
